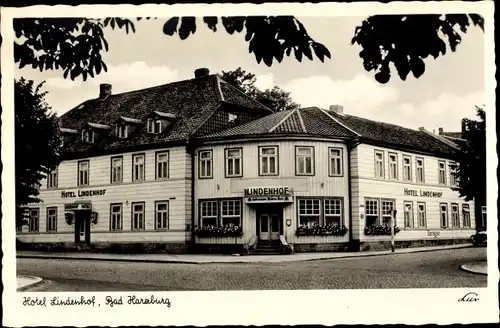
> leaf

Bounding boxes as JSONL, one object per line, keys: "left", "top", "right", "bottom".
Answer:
{"left": 163, "top": 17, "right": 179, "bottom": 36}
{"left": 294, "top": 48, "right": 303, "bottom": 62}
{"left": 410, "top": 57, "right": 425, "bottom": 78}
{"left": 203, "top": 17, "right": 218, "bottom": 32}
{"left": 178, "top": 17, "right": 196, "bottom": 40}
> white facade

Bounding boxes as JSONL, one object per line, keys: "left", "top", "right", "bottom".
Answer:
{"left": 350, "top": 143, "right": 475, "bottom": 243}
{"left": 17, "top": 146, "right": 192, "bottom": 244}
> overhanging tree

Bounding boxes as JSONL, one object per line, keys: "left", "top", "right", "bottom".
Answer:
{"left": 451, "top": 105, "right": 486, "bottom": 230}
{"left": 14, "top": 14, "right": 484, "bottom": 84}
{"left": 221, "top": 67, "right": 299, "bottom": 112}
{"left": 15, "top": 78, "right": 63, "bottom": 227}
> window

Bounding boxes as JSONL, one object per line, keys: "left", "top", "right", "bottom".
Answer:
{"left": 438, "top": 161, "right": 446, "bottom": 185}
{"left": 296, "top": 146, "right": 314, "bottom": 176}
{"left": 417, "top": 202, "right": 427, "bottom": 228}
{"left": 131, "top": 202, "right": 145, "bottom": 230}
{"left": 28, "top": 208, "right": 39, "bottom": 232}
{"left": 225, "top": 148, "right": 242, "bottom": 178}
{"left": 78, "top": 160, "right": 90, "bottom": 186}
{"left": 47, "top": 168, "right": 58, "bottom": 189}
{"left": 365, "top": 199, "right": 379, "bottom": 227}
{"left": 324, "top": 198, "right": 342, "bottom": 226}
{"left": 82, "top": 129, "right": 94, "bottom": 143}
{"left": 221, "top": 199, "right": 242, "bottom": 226}
{"left": 111, "top": 156, "right": 123, "bottom": 184}
{"left": 147, "top": 118, "right": 163, "bottom": 134}
{"left": 449, "top": 162, "right": 458, "bottom": 186}
{"left": 451, "top": 203, "right": 460, "bottom": 228}
{"left": 388, "top": 153, "right": 398, "bottom": 180}
{"left": 298, "top": 199, "right": 321, "bottom": 225}
{"left": 132, "top": 154, "right": 145, "bottom": 182}
{"left": 116, "top": 124, "right": 128, "bottom": 138}
{"left": 403, "top": 156, "right": 412, "bottom": 182}
{"left": 374, "top": 150, "right": 384, "bottom": 178}
{"left": 228, "top": 113, "right": 238, "bottom": 123}
{"left": 155, "top": 201, "right": 169, "bottom": 230}
{"left": 416, "top": 157, "right": 425, "bottom": 183}
{"left": 462, "top": 204, "right": 471, "bottom": 228}
{"left": 110, "top": 204, "right": 123, "bottom": 231}
{"left": 259, "top": 146, "right": 278, "bottom": 176}
{"left": 156, "top": 151, "right": 169, "bottom": 179}
{"left": 199, "top": 150, "right": 213, "bottom": 179}
{"left": 404, "top": 201, "right": 414, "bottom": 228}
{"left": 381, "top": 199, "right": 396, "bottom": 226}
{"left": 200, "top": 201, "right": 218, "bottom": 226}
{"left": 329, "top": 148, "right": 343, "bottom": 176}
{"left": 46, "top": 207, "right": 57, "bottom": 232}
{"left": 440, "top": 203, "right": 448, "bottom": 228}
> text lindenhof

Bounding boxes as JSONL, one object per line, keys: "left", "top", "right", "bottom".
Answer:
{"left": 23, "top": 295, "right": 171, "bottom": 308}
{"left": 404, "top": 188, "right": 442, "bottom": 198}
{"left": 61, "top": 189, "right": 106, "bottom": 198}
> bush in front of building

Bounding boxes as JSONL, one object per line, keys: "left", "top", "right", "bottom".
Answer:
{"left": 364, "top": 225, "right": 401, "bottom": 236}
{"left": 194, "top": 224, "right": 243, "bottom": 238}
{"left": 295, "top": 223, "right": 348, "bottom": 236}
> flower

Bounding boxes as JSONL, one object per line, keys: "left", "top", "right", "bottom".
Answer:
{"left": 296, "top": 223, "right": 348, "bottom": 236}
{"left": 194, "top": 224, "right": 243, "bottom": 237}
{"left": 364, "top": 224, "right": 400, "bottom": 236}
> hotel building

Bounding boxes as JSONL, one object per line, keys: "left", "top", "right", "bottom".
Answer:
{"left": 16, "top": 68, "right": 476, "bottom": 253}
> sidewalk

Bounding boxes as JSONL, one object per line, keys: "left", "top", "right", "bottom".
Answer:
{"left": 17, "top": 243, "right": 472, "bottom": 264}
{"left": 17, "top": 275, "right": 43, "bottom": 291}
{"left": 460, "top": 261, "right": 488, "bottom": 275}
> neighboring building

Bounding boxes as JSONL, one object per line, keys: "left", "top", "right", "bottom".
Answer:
{"left": 16, "top": 68, "right": 476, "bottom": 253}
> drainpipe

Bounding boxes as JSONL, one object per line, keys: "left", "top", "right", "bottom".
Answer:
{"left": 346, "top": 140, "right": 355, "bottom": 251}
{"left": 186, "top": 138, "right": 196, "bottom": 252}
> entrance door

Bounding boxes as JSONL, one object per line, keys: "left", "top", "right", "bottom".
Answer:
{"left": 74, "top": 211, "right": 91, "bottom": 244}
{"left": 259, "top": 212, "right": 281, "bottom": 241}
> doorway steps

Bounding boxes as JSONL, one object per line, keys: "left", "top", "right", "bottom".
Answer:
{"left": 253, "top": 240, "right": 283, "bottom": 255}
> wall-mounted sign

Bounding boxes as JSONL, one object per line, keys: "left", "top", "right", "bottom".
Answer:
{"left": 286, "top": 219, "right": 292, "bottom": 227}
{"left": 61, "top": 189, "right": 106, "bottom": 198}
{"left": 427, "top": 231, "right": 440, "bottom": 237}
{"left": 64, "top": 203, "right": 92, "bottom": 211}
{"left": 245, "top": 196, "right": 294, "bottom": 204}
{"left": 404, "top": 188, "right": 442, "bottom": 198}
{"left": 244, "top": 187, "right": 293, "bottom": 197}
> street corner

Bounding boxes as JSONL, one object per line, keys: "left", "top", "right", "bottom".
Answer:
{"left": 17, "top": 275, "right": 43, "bottom": 291}
{"left": 460, "top": 261, "right": 488, "bottom": 275}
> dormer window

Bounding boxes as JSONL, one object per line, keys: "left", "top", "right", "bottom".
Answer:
{"left": 116, "top": 124, "right": 128, "bottom": 138}
{"left": 228, "top": 113, "right": 238, "bottom": 123}
{"left": 147, "top": 118, "right": 163, "bottom": 134}
{"left": 82, "top": 129, "right": 95, "bottom": 144}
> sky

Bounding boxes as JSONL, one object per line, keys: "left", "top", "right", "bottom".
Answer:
{"left": 14, "top": 16, "right": 485, "bottom": 132}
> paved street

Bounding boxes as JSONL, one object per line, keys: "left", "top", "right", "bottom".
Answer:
{"left": 17, "top": 247, "right": 487, "bottom": 291}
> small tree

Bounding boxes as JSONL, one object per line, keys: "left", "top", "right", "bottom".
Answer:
{"left": 221, "top": 68, "right": 300, "bottom": 112}
{"left": 451, "top": 105, "right": 486, "bottom": 230}
{"left": 15, "top": 78, "right": 62, "bottom": 227}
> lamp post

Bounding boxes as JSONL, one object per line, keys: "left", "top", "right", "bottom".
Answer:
{"left": 390, "top": 209, "right": 397, "bottom": 252}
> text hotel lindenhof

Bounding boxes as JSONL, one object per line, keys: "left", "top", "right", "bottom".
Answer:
{"left": 17, "top": 71, "right": 476, "bottom": 253}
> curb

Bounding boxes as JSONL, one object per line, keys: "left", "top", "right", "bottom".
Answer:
{"left": 17, "top": 244, "right": 473, "bottom": 265}
{"left": 17, "top": 276, "right": 44, "bottom": 292}
{"left": 460, "top": 263, "right": 488, "bottom": 276}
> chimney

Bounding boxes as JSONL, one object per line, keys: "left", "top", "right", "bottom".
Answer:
{"left": 99, "top": 83, "right": 112, "bottom": 99}
{"left": 194, "top": 68, "right": 210, "bottom": 78}
{"left": 329, "top": 104, "right": 344, "bottom": 114}
{"left": 418, "top": 127, "right": 425, "bottom": 131}
{"left": 438, "top": 127, "right": 443, "bottom": 135}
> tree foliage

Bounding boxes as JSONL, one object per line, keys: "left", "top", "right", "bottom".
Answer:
{"left": 14, "top": 14, "right": 483, "bottom": 84}
{"left": 15, "top": 78, "right": 63, "bottom": 225}
{"left": 451, "top": 106, "right": 486, "bottom": 228}
{"left": 221, "top": 67, "right": 300, "bottom": 112}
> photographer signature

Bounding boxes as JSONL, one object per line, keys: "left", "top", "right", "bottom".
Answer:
{"left": 458, "top": 292, "right": 479, "bottom": 303}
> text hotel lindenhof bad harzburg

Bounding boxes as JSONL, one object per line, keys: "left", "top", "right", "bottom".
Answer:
{"left": 17, "top": 68, "right": 476, "bottom": 253}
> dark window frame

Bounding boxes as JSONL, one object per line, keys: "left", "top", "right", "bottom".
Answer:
{"left": 110, "top": 155, "right": 124, "bottom": 184}
{"left": 77, "top": 159, "right": 90, "bottom": 187}
{"left": 46, "top": 206, "right": 58, "bottom": 232}
{"left": 295, "top": 145, "right": 315, "bottom": 176}
{"left": 109, "top": 203, "right": 123, "bottom": 231}
{"left": 198, "top": 149, "right": 214, "bottom": 179}
{"left": 224, "top": 147, "right": 243, "bottom": 178}
{"left": 132, "top": 153, "right": 146, "bottom": 182}
{"left": 131, "top": 201, "right": 146, "bottom": 231}
{"left": 258, "top": 145, "right": 280, "bottom": 177}
{"left": 155, "top": 150, "right": 170, "bottom": 180}
{"left": 155, "top": 200, "right": 170, "bottom": 230}
{"left": 328, "top": 147, "right": 344, "bottom": 177}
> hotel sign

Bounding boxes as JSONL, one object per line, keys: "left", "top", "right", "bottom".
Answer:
{"left": 404, "top": 188, "right": 442, "bottom": 198}
{"left": 244, "top": 187, "right": 294, "bottom": 204}
{"left": 64, "top": 203, "right": 92, "bottom": 211}
{"left": 61, "top": 189, "right": 106, "bottom": 198}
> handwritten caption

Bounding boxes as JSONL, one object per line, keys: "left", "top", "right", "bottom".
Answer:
{"left": 23, "top": 295, "right": 171, "bottom": 308}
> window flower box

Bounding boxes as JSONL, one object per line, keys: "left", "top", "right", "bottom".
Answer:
{"left": 296, "top": 224, "right": 348, "bottom": 236}
{"left": 364, "top": 225, "right": 401, "bottom": 236}
{"left": 194, "top": 224, "right": 243, "bottom": 238}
